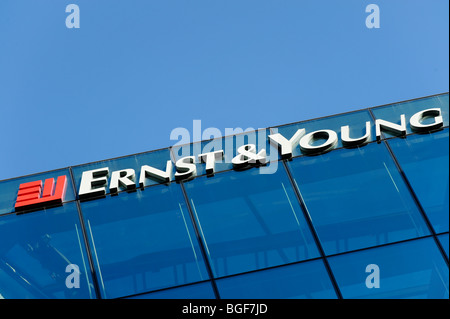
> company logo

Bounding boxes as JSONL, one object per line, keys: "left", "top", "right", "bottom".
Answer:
{"left": 15, "top": 176, "right": 67, "bottom": 212}
{"left": 13, "top": 107, "right": 444, "bottom": 211}
{"left": 77, "top": 107, "right": 444, "bottom": 200}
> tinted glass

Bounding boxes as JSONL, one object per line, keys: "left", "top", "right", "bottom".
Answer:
{"left": 371, "top": 93, "right": 449, "bottom": 138}
{"left": 79, "top": 184, "right": 209, "bottom": 299}
{"left": 126, "top": 282, "right": 216, "bottom": 299}
{"left": 172, "top": 128, "right": 278, "bottom": 175}
{"left": 71, "top": 148, "right": 172, "bottom": 195}
{"left": 0, "top": 168, "right": 76, "bottom": 216}
{"left": 0, "top": 202, "right": 95, "bottom": 299}
{"left": 328, "top": 238, "right": 449, "bottom": 299}
{"left": 272, "top": 110, "right": 374, "bottom": 157}
{"left": 387, "top": 128, "right": 449, "bottom": 233}
{"left": 183, "top": 166, "right": 319, "bottom": 278}
{"left": 288, "top": 142, "right": 430, "bottom": 255}
{"left": 438, "top": 233, "right": 449, "bottom": 258}
{"left": 216, "top": 259, "right": 337, "bottom": 299}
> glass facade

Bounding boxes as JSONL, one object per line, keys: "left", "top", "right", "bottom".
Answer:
{"left": 79, "top": 185, "right": 209, "bottom": 299}
{"left": 287, "top": 142, "right": 430, "bottom": 255}
{"left": 183, "top": 167, "right": 319, "bottom": 278}
{"left": 328, "top": 238, "right": 449, "bottom": 299}
{"left": 0, "top": 93, "right": 448, "bottom": 299}
{"left": 387, "top": 128, "right": 449, "bottom": 234}
{"left": 215, "top": 259, "right": 337, "bottom": 299}
{"left": 0, "top": 203, "right": 95, "bottom": 299}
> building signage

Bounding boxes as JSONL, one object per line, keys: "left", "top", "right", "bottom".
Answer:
{"left": 15, "top": 176, "right": 67, "bottom": 212}
{"left": 14, "top": 108, "right": 444, "bottom": 212}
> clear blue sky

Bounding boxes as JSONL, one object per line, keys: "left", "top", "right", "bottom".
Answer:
{"left": 0, "top": 0, "right": 448, "bottom": 181}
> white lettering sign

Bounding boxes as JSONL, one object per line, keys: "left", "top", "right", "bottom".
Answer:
{"left": 77, "top": 108, "right": 444, "bottom": 199}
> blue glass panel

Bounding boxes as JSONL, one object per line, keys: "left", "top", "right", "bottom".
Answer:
{"left": 371, "top": 93, "right": 449, "bottom": 138}
{"left": 288, "top": 142, "right": 430, "bottom": 255}
{"left": 388, "top": 128, "right": 449, "bottom": 233}
{"left": 183, "top": 166, "right": 320, "bottom": 278}
{"left": 71, "top": 148, "right": 172, "bottom": 196}
{"left": 0, "top": 169, "right": 76, "bottom": 216}
{"left": 328, "top": 238, "right": 449, "bottom": 299}
{"left": 0, "top": 202, "right": 95, "bottom": 299}
{"left": 172, "top": 128, "right": 278, "bottom": 175}
{"left": 216, "top": 259, "right": 337, "bottom": 299}
{"left": 79, "top": 184, "right": 209, "bottom": 299}
{"left": 126, "top": 282, "right": 216, "bottom": 299}
{"left": 272, "top": 110, "right": 374, "bottom": 157}
{"left": 438, "top": 233, "right": 449, "bottom": 258}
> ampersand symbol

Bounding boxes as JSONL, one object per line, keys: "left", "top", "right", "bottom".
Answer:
{"left": 231, "top": 144, "right": 267, "bottom": 170}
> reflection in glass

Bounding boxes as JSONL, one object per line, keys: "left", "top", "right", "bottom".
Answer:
{"left": 0, "top": 203, "right": 95, "bottom": 299}
{"left": 272, "top": 110, "right": 374, "bottom": 157}
{"left": 71, "top": 148, "right": 172, "bottom": 195}
{"left": 0, "top": 169, "right": 76, "bottom": 216}
{"left": 328, "top": 238, "right": 449, "bottom": 299}
{"left": 371, "top": 93, "right": 449, "bottom": 137}
{"left": 216, "top": 259, "right": 337, "bottom": 299}
{"left": 437, "top": 233, "right": 449, "bottom": 258}
{"left": 183, "top": 167, "right": 319, "bottom": 278}
{"left": 79, "top": 184, "right": 209, "bottom": 299}
{"left": 288, "top": 142, "right": 430, "bottom": 255}
{"left": 126, "top": 281, "right": 215, "bottom": 299}
{"left": 388, "top": 128, "right": 449, "bottom": 233}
